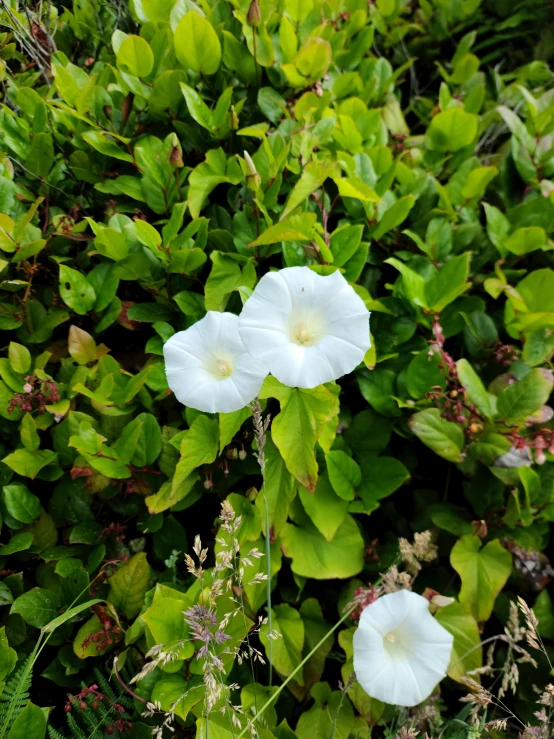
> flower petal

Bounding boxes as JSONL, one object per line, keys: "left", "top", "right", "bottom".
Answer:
{"left": 239, "top": 266, "right": 370, "bottom": 388}
{"left": 164, "top": 311, "right": 268, "bottom": 413}
{"left": 353, "top": 590, "right": 454, "bottom": 707}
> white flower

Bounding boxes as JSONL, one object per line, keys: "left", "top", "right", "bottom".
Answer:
{"left": 163, "top": 311, "right": 268, "bottom": 414}
{"left": 353, "top": 590, "right": 454, "bottom": 707}
{"left": 238, "top": 266, "right": 370, "bottom": 388}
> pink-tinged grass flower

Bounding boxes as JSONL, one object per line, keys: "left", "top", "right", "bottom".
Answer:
{"left": 238, "top": 266, "right": 370, "bottom": 388}
{"left": 163, "top": 311, "right": 268, "bottom": 413}
{"left": 353, "top": 590, "right": 454, "bottom": 707}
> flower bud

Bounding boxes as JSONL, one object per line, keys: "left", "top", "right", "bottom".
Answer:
{"left": 430, "top": 594, "right": 455, "bottom": 608}
{"left": 471, "top": 520, "right": 488, "bottom": 538}
{"left": 238, "top": 449, "right": 247, "bottom": 460}
{"left": 246, "top": 0, "right": 261, "bottom": 27}
{"left": 169, "top": 145, "right": 183, "bottom": 168}
{"left": 243, "top": 150, "right": 261, "bottom": 190}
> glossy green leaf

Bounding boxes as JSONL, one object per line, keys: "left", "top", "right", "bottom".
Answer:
{"left": 11, "top": 587, "right": 60, "bottom": 628}
{"left": 409, "top": 408, "right": 464, "bottom": 462}
{"left": 107, "top": 552, "right": 150, "bottom": 619}
{"left": 116, "top": 35, "right": 154, "bottom": 77}
{"left": 450, "top": 536, "right": 512, "bottom": 622}
{"left": 174, "top": 12, "right": 221, "bottom": 75}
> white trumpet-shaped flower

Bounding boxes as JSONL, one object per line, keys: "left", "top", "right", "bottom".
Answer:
{"left": 238, "top": 266, "right": 370, "bottom": 388}
{"left": 163, "top": 311, "right": 268, "bottom": 414}
{"left": 353, "top": 590, "right": 454, "bottom": 707}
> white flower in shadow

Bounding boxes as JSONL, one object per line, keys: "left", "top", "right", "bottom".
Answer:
{"left": 353, "top": 590, "right": 454, "bottom": 707}
{"left": 163, "top": 311, "right": 268, "bottom": 413}
{"left": 238, "top": 266, "right": 370, "bottom": 388}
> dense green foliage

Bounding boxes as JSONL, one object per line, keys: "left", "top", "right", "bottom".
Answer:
{"left": 2, "top": 0, "right": 554, "bottom": 736}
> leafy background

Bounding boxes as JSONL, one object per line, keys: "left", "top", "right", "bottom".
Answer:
{"left": 1, "top": 0, "right": 554, "bottom": 736}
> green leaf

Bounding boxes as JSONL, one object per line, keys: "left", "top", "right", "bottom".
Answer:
{"left": 456, "top": 359, "right": 495, "bottom": 419}
{"left": 107, "top": 552, "right": 150, "bottom": 619}
{"left": 174, "top": 12, "right": 221, "bottom": 75}
{"left": 249, "top": 213, "right": 317, "bottom": 247}
{"left": 219, "top": 407, "right": 252, "bottom": 451}
{"left": 11, "top": 587, "right": 60, "bottom": 628}
{"left": 142, "top": 595, "right": 194, "bottom": 660}
{"left": 2, "top": 449, "right": 57, "bottom": 479}
{"left": 116, "top": 35, "right": 154, "bottom": 77}
{"left": 450, "top": 535, "right": 512, "bottom": 622}
{"left": 20, "top": 413, "right": 39, "bottom": 451}
{"left": 281, "top": 161, "right": 334, "bottom": 219}
{"left": 406, "top": 351, "right": 447, "bottom": 400}
{"left": 409, "top": 408, "right": 464, "bottom": 462}
{"left": 496, "top": 368, "right": 553, "bottom": 424}
{"left": 8, "top": 342, "right": 31, "bottom": 374}
{"left": 146, "top": 476, "right": 199, "bottom": 514}
{"left": 260, "top": 603, "right": 304, "bottom": 682}
{"left": 426, "top": 108, "right": 478, "bottom": 152}
{"left": 262, "top": 381, "right": 339, "bottom": 491}
{"left": 358, "top": 368, "right": 399, "bottom": 417}
{"left": 0, "top": 626, "right": 17, "bottom": 680}
{"left": 81, "top": 131, "right": 133, "bottom": 162}
{"left": 204, "top": 252, "right": 256, "bottom": 311}
{"left": 429, "top": 503, "right": 473, "bottom": 536}
{"left": 2, "top": 483, "right": 40, "bottom": 522}
{"left": 170, "top": 415, "right": 219, "bottom": 501}
{"left": 330, "top": 225, "right": 364, "bottom": 268}
{"left": 435, "top": 602, "right": 482, "bottom": 683}
{"left": 73, "top": 614, "right": 115, "bottom": 658}
{"left": 483, "top": 203, "right": 510, "bottom": 255}
{"left": 460, "top": 166, "right": 498, "bottom": 201}
{"left": 298, "top": 474, "right": 349, "bottom": 541}
{"left": 357, "top": 457, "right": 410, "bottom": 511}
{"left": 334, "top": 177, "right": 380, "bottom": 204}
{"left": 6, "top": 701, "right": 46, "bottom": 739}
{"left": 68, "top": 325, "right": 97, "bottom": 365}
{"left": 505, "top": 227, "right": 547, "bottom": 256}
{"left": 59, "top": 265, "right": 96, "bottom": 315}
{"left": 94, "top": 228, "right": 130, "bottom": 261}
{"left": 0, "top": 532, "right": 34, "bottom": 555}
{"left": 285, "top": 0, "right": 314, "bottom": 23}
{"left": 188, "top": 149, "right": 240, "bottom": 219}
{"left": 27, "top": 133, "right": 54, "bottom": 180}
{"left": 372, "top": 196, "right": 415, "bottom": 240}
{"left": 180, "top": 83, "right": 213, "bottom": 130}
{"left": 425, "top": 253, "right": 472, "bottom": 312}
{"left": 151, "top": 676, "right": 204, "bottom": 721}
{"left": 255, "top": 435, "right": 296, "bottom": 540}
{"left": 534, "top": 590, "right": 554, "bottom": 639}
{"left": 280, "top": 505, "right": 364, "bottom": 579}
{"left": 326, "top": 450, "right": 361, "bottom": 501}
{"left": 42, "top": 599, "right": 102, "bottom": 633}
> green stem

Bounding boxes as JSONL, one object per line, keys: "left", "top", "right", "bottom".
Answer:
{"left": 236, "top": 604, "right": 357, "bottom": 738}
{"left": 252, "top": 28, "right": 260, "bottom": 89}
{"left": 264, "top": 490, "right": 273, "bottom": 687}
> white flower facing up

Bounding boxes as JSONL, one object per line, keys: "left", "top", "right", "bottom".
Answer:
{"left": 238, "top": 266, "right": 370, "bottom": 388}
{"left": 353, "top": 590, "right": 454, "bottom": 707}
{"left": 163, "top": 311, "right": 268, "bottom": 414}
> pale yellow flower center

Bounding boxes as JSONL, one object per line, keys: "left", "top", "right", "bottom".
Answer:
{"left": 291, "top": 315, "right": 324, "bottom": 347}
{"left": 216, "top": 359, "right": 233, "bottom": 378}
{"left": 385, "top": 632, "right": 396, "bottom": 644}
{"left": 295, "top": 325, "right": 310, "bottom": 345}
